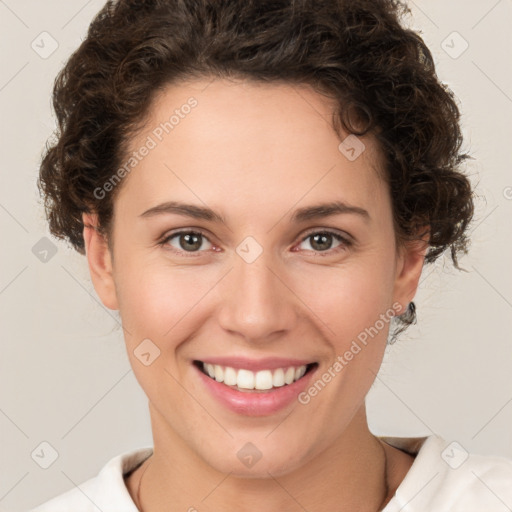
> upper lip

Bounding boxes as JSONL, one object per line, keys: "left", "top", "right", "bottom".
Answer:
{"left": 195, "top": 357, "right": 316, "bottom": 372}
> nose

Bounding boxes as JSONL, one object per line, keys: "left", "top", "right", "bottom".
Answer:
{"left": 217, "top": 248, "right": 298, "bottom": 343}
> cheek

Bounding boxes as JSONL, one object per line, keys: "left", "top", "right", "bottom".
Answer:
{"left": 115, "top": 261, "right": 209, "bottom": 398}
{"left": 295, "top": 257, "right": 396, "bottom": 343}
{"left": 114, "top": 257, "right": 217, "bottom": 343}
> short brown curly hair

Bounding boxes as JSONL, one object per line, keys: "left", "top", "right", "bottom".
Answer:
{"left": 38, "top": 0, "right": 474, "bottom": 335}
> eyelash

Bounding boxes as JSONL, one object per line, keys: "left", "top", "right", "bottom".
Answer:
{"left": 158, "top": 228, "right": 353, "bottom": 258}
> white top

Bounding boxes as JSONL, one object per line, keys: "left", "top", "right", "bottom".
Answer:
{"left": 30, "top": 435, "right": 512, "bottom": 511}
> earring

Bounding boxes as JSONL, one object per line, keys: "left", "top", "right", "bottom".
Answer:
{"left": 387, "top": 301, "right": 416, "bottom": 345}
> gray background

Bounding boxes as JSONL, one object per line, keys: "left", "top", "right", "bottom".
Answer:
{"left": 1, "top": 0, "right": 511, "bottom": 510}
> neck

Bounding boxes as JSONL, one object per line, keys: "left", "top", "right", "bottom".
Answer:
{"left": 129, "top": 404, "right": 395, "bottom": 512}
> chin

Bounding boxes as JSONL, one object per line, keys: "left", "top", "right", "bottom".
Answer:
{"left": 197, "top": 436, "right": 313, "bottom": 479}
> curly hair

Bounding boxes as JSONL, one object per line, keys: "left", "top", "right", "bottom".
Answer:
{"left": 38, "top": 0, "right": 474, "bottom": 336}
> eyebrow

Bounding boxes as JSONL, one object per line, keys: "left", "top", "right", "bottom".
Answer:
{"left": 139, "top": 200, "right": 370, "bottom": 224}
{"left": 291, "top": 201, "right": 370, "bottom": 223}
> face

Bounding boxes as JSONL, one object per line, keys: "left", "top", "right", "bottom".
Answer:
{"left": 84, "top": 78, "right": 425, "bottom": 477}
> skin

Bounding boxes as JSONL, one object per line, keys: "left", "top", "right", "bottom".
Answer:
{"left": 83, "top": 78, "right": 426, "bottom": 511}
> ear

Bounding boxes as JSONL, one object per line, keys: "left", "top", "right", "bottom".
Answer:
{"left": 82, "top": 212, "right": 119, "bottom": 310}
{"left": 392, "top": 230, "right": 429, "bottom": 315}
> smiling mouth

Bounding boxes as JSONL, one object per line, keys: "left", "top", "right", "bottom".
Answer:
{"left": 194, "top": 360, "right": 318, "bottom": 392}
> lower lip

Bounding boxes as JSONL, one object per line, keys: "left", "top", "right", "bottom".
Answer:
{"left": 194, "top": 363, "right": 318, "bottom": 417}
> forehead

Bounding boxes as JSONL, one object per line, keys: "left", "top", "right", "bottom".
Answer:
{"left": 115, "top": 78, "right": 387, "bottom": 220}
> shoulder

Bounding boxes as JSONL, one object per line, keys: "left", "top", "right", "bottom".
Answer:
{"left": 382, "top": 435, "right": 512, "bottom": 511}
{"left": 29, "top": 447, "right": 153, "bottom": 512}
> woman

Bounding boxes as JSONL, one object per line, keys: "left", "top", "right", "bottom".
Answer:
{"left": 31, "top": 0, "right": 512, "bottom": 510}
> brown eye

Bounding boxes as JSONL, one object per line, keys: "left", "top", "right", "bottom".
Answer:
{"left": 161, "top": 231, "right": 213, "bottom": 253}
{"left": 297, "top": 230, "right": 351, "bottom": 255}
{"left": 308, "top": 233, "right": 336, "bottom": 251}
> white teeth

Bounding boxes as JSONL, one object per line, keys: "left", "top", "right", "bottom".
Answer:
{"left": 255, "top": 370, "right": 273, "bottom": 390}
{"left": 295, "top": 366, "right": 306, "bottom": 380}
{"left": 201, "top": 362, "right": 310, "bottom": 390}
{"left": 237, "top": 369, "right": 255, "bottom": 389}
{"left": 272, "top": 368, "right": 285, "bottom": 387}
{"left": 284, "top": 367, "right": 295, "bottom": 385}
{"left": 205, "top": 363, "right": 215, "bottom": 379}
{"left": 224, "top": 366, "right": 238, "bottom": 386}
{"left": 214, "top": 365, "right": 224, "bottom": 382}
